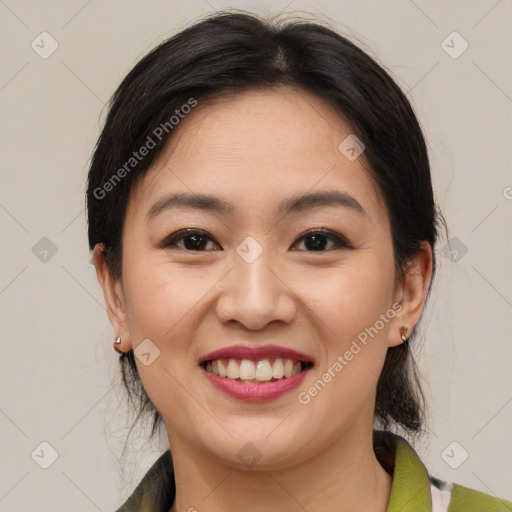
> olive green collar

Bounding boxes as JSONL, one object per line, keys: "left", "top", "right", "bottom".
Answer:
{"left": 384, "top": 435, "right": 431, "bottom": 512}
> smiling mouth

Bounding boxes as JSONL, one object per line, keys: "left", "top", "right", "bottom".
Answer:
{"left": 201, "top": 357, "right": 314, "bottom": 383}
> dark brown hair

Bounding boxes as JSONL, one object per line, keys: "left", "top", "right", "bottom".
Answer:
{"left": 87, "top": 11, "right": 447, "bottom": 450}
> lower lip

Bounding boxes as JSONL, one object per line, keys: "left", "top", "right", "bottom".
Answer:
{"left": 200, "top": 366, "right": 311, "bottom": 402}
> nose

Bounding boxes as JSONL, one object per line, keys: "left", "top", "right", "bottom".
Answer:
{"left": 214, "top": 247, "right": 297, "bottom": 331}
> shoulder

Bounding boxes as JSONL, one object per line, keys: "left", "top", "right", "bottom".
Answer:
{"left": 376, "top": 431, "right": 512, "bottom": 512}
{"left": 446, "top": 482, "right": 512, "bottom": 512}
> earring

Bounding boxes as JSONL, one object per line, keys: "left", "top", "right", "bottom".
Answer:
{"left": 399, "top": 325, "right": 409, "bottom": 342}
{"left": 113, "top": 336, "right": 127, "bottom": 362}
{"left": 113, "top": 336, "right": 123, "bottom": 353}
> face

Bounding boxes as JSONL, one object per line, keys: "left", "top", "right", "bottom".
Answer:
{"left": 96, "top": 86, "right": 431, "bottom": 470}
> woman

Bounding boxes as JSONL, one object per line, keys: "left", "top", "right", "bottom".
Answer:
{"left": 86, "top": 11, "right": 511, "bottom": 512}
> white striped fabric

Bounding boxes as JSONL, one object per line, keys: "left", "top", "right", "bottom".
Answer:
{"left": 430, "top": 479, "right": 454, "bottom": 512}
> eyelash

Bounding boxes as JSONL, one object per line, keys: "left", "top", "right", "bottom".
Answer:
{"left": 160, "top": 228, "right": 353, "bottom": 252}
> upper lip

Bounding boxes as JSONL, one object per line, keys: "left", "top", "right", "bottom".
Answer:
{"left": 198, "top": 344, "right": 315, "bottom": 365}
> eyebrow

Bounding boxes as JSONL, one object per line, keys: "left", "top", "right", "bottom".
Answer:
{"left": 146, "top": 189, "right": 367, "bottom": 222}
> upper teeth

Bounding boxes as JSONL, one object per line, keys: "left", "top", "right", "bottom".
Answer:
{"left": 204, "top": 358, "right": 303, "bottom": 381}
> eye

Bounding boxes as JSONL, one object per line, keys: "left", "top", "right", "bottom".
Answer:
{"left": 291, "top": 228, "right": 352, "bottom": 252}
{"left": 160, "top": 229, "right": 221, "bottom": 251}
{"left": 160, "top": 227, "right": 352, "bottom": 252}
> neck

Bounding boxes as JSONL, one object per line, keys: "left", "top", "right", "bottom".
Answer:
{"left": 167, "top": 425, "right": 392, "bottom": 512}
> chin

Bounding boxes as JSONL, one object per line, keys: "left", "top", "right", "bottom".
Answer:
{"left": 202, "top": 430, "right": 309, "bottom": 471}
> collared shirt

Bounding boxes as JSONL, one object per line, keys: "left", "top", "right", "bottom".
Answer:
{"left": 115, "top": 431, "right": 512, "bottom": 512}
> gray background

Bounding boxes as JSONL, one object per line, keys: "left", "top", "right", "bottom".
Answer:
{"left": 1, "top": 0, "right": 511, "bottom": 510}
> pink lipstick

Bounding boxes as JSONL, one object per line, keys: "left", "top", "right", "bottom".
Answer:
{"left": 199, "top": 344, "right": 314, "bottom": 402}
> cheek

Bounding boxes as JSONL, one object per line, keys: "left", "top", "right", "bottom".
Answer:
{"left": 307, "top": 257, "right": 395, "bottom": 343}
{"left": 295, "top": 282, "right": 392, "bottom": 421}
{"left": 123, "top": 257, "right": 203, "bottom": 345}
{"left": 299, "top": 246, "right": 396, "bottom": 407}
{"left": 120, "top": 256, "right": 205, "bottom": 414}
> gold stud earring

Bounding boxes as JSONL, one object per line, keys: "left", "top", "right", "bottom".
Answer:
{"left": 399, "top": 325, "right": 409, "bottom": 342}
{"left": 113, "top": 336, "right": 122, "bottom": 353}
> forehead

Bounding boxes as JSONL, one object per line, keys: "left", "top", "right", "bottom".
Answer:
{"left": 126, "top": 86, "right": 385, "bottom": 223}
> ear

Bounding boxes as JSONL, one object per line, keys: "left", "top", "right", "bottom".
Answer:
{"left": 388, "top": 240, "right": 433, "bottom": 348}
{"left": 92, "top": 244, "right": 132, "bottom": 351}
